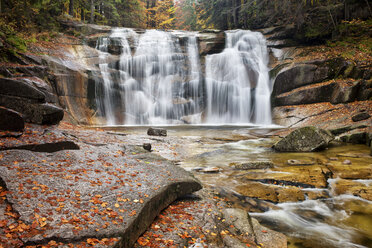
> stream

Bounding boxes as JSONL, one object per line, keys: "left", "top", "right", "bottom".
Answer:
{"left": 106, "top": 125, "right": 372, "bottom": 248}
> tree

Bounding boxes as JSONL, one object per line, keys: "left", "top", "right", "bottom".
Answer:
{"left": 69, "top": 0, "right": 74, "bottom": 16}
{"left": 174, "top": 0, "right": 198, "bottom": 30}
{"left": 155, "top": 0, "right": 175, "bottom": 29}
{"left": 90, "top": 0, "right": 94, "bottom": 23}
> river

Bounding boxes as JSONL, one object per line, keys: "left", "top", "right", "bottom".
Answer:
{"left": 103, "top": 125, "right": 372, "bottom": 248}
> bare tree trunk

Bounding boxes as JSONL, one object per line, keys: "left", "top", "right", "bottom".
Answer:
{"left": 0, "top": 0, "right": 2, "bottom": 14}
{"left": 81, "top": 8, "right": 84, "bottom": 21}
{"left": 69, "top": 0, "right": 74, "bottom": 16}
{"left": 235, "top": 0, "right": 240, "bottom": 28}
{"left": 90, "top": 0, "right": 94, "bottom": 24}
{"left": 365, "top": 0, "right": 372, "bottom": 17}
{"left": 243, "top": 0, "right": 248, "bottom": 28}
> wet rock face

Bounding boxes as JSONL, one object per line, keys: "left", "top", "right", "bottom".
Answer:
{"left": 273, "top": 126, "right": 334, "bottom": 152}
{"left": 0, "top": 77, "right": 63, "bottom": 125}
{"left": 0, "top": 107, "right": 24, "bottom": 132}
{"left": 0, "top": 78, "right": 46, "bottom": 101}
{"left": 198, "top": 31, "right": 225, "bottom": 56}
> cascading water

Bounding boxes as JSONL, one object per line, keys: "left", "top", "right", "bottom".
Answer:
{"left": 205, "top": 30, "right": 271, "bottom": 124}
{"left": 96, "top": 35, "right": 115, "bottom": 125}
{"left": 124, "top": 30, "right": 188, "bottom": 125}
{"left": 95, "top": 28, "right": 138, "bottom": 125}
{"left": 94, "top": 28, "right": 272, "bottom": 125}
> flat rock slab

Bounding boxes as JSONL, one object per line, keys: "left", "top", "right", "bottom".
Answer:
{"left": 272, "top": 101, "right": 372, "bottom": 131}
{"left": 0, "top": 127, "right": 201, "bottom": 247}
{"left": 0, "top": 124, "right": 79, "bottom": 152}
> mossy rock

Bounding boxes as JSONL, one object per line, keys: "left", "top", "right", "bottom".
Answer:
{"left": 273, "top": 126, "right": 334, "bottom": 152}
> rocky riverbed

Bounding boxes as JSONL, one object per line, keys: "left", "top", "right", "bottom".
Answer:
{"left": 0, "top": 123, "right": 291, "bottom": 248}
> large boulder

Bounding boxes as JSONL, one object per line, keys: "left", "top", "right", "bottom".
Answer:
{"left": 0, "top": 95, "right": 64, "bottom": 125}
{"left": 0, "top": 77, "right": 46, "bottom": 101}
{"left": 0, "top": 77, "right": 63, "bottom": 125}
{"left": 274, "top": 81, "right": 336, "bottom": 106}
{"left": 331, "top": 80, "right": 361, "bottom": 104}
{"left": 0, "top": 107, "right": 24, "bottom": 132}
{"left": 272, "top": 58, "right": 347, "bottom": 97}
{"left": 274, "top": 126, "right": 334, "bottom": 152}
{"left": 357, "top": 80, "right": 372, "bottom": 101}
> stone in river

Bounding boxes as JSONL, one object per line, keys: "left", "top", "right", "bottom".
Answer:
{"left": 147, "top": 127, "right": 167, "bottom": 137}
{"left": 273, "top": 126, "right": 334, "bottom": 152}
{"left": 287, "top": 159, "right": 315, "bottom": 166}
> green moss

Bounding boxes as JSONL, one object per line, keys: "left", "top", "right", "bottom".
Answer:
{"left": 6, "top": 35, "right": 27, "bottom": 52}
{"left": 305, "top": 24, "right": 328, "bottom": 39}
{"left": 343, "top": 64, "right": 355, "bottom": 78}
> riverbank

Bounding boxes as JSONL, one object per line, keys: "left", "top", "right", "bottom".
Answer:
{"left": 1, "top": 123, "right": 291, "bottom": 248}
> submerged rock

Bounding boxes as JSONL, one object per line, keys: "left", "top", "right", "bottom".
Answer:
{"left": 273, "top": 126, "right": 334, "bottom": 152}
{"left": 329, "top": 178, "right": 372, "bottom": 201}
{"left": 192, "top": 167, "right": 222, "bottom": 173}
{"left": 233, "top": 161, "right": 274, "bottom": 170}
{"left": 287, "top": 159, "right": 315, "bottom": 166}
{"left": 147, "top": 127, "right": 167, "bottom": 137}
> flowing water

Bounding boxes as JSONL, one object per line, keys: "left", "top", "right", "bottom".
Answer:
{"left": 174, "top": 127, "right": 372, "bottom": 248}
{"left": 205, "top": 30, "right": 271, "bottom": 124}
{"left": 94, "top": 29, "right": 271, "bottom": 125}
{"left": 94, "top": 27, "right": 371, "bottom": 248}
{"left": 104, "top": 126, "right": 372, "bottom": 248}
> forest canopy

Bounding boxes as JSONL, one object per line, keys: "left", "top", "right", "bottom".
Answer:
{"left": 0, "top": 0, "right": 370, "bottom": 50}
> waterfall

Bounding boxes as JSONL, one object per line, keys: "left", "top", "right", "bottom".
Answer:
{"left": 122, "top": 30, "right": 188, "bottom": 125}
{"left": 95, "top": 28, "right": 138, "bottom": 125}
{"left": 205, "top": 30, "right": 272, "bottom": 124}
{"left": 94, "top": 29, "right": 272, "bottom": 126}
{"left": 96, "top": 35, "right": 115, "bottom": 125}
{"left": 184, "top": 35, "right": 202, "bottom": 124}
